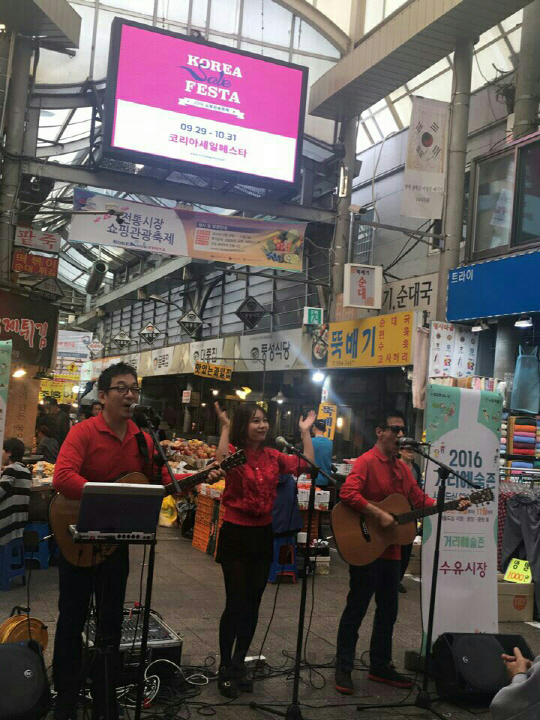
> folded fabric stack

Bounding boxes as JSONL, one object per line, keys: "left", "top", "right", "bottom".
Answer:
{"left": 510, "top": 460, "right": 534, "bottom": 474}
{"left": 501, "top": 419, "right": 508, "bottom": 455}
{"left": 536, "top": 415, "right": 540, "bottom": 454}
{"left": 512, "top": 418, "right": 538, "bottom": 456}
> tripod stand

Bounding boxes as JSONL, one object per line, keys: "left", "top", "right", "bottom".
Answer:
{"left": 250, "top": 447, "right": 326, "bottom": 720}
{"left": 356, "top": 448, "right": 480, "bottom": 718}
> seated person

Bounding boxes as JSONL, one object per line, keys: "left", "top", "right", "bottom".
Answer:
{"left": 490, "top": 646, "right": 540, "bottom": 719}
{"left": 1, "top": 438, "right": 32, "bottom": 545}
{"left": 36, "top": 425, "right": 59, "bottom": 463}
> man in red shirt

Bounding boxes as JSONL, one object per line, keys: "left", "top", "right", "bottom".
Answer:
{"left": 52, "top": 362, "right": 221, "bottom": 720}
{"left": 335, "top": 409, "right": 435, "bottom": 694}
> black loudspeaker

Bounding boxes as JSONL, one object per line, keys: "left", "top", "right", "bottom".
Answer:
{"left": 0, "top": 641, "right": 50, "bottom": 720}
{"left": 432, "top": 632, "right": 534, "bottom": 702}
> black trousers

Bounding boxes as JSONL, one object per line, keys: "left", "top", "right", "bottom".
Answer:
{"left": 336, "top": 558, "right": 400, "bottom": 671}
{"left": 400, "top": 543, "right": 413, "bottom": 581}
{"left": 52, "top": 546, "right": 129, "bottom": 696}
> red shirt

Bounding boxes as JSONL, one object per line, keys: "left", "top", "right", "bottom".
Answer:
{"left": 53, "top": 414, "right": 170, "bottom": 500}
{"left": 223, "top": 445, "right": 306, "bottom": 526}
{"left": 339, "top": 445, "right": 435, "bottom": 560}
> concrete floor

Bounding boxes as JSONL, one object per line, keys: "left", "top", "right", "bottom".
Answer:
{"left": 3, "top": 527, "right": 539, "bottom": 720}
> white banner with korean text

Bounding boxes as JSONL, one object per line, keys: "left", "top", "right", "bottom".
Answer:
{"left": 401, "top": 97, "right": 450, "bottom": 219}
{"left": 238, "top": 329, "right": 302, "bottom": 371}
{"left": 189, "top": 339, "right": 225, "bottom": 369}
{"left": 381, "top": 273, "right": 438, "bottom": 317}
{"left": 428, "top": 321, "right": 479, "bottom": 379}
{"left": 421, "top": 385, "right": 501, "bottom": 641}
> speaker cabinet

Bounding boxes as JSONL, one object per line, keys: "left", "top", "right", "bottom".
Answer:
{"left": 432, "top": 632, "right": 534, "bottom": 702}
{"left": 0, "top": 641, "right": 50, "bottom": 720}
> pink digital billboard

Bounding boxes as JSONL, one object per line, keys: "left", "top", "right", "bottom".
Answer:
{"left": 104, "top": 20, "right": 308, "bottom": 185}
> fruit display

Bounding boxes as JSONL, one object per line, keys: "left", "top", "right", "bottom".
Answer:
{"left": 262, "top": 230, "right": 303, "bottom": 265}
{"left": 162, "top": 438, "right": 217, "bottom": 468}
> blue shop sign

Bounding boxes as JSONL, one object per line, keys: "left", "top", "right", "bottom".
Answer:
{"left": 447, "top": 251, "right": 540, "bottom": 321}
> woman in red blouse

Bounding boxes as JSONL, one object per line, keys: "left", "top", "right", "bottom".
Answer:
{"left": 214, "top": 401, "right": 316, "bottom": 697}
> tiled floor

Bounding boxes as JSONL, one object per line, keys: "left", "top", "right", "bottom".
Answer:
{"left": 2, "top": 528, "right": 538, "bottom": 719}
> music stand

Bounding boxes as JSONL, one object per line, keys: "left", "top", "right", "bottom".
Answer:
{"left": 71, "top": 485, "right": 162, "bottom": 720}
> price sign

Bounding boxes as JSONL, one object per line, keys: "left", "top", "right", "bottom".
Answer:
{"left": 504, "top": 558, "right": 532, "bottom": 584}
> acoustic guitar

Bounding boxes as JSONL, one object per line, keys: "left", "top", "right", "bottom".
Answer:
{"left": 49, "top": 450, "right": 246, "bottom": 568}
{"left": 331, "top": 488, "right": 493, "bottom": 567}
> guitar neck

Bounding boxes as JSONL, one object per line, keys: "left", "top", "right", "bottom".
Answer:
{"left": 164, "top": 465, "right": 216, "bottom": 496}
{"left": 396, "top": 498, "right": 461, "bottom": 525}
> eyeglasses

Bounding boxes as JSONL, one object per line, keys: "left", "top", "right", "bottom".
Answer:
{"left": 386, "top": 424, "right": 406, "bottom": 434}
{"left": 108, "top": 385, "right": 140, "bottom": 395}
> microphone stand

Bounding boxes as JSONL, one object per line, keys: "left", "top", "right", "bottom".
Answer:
{"left": 132, "top": 413, "right": 182, "bottom": 720}
{"left": 250, "top": 445, "right": 323, "bottom": 720}
{"left": 356, "top": 447, "right": 480, "bottom": 719}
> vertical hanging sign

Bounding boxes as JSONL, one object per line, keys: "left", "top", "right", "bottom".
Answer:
{"left": 401, "top": 96, "right": 450, "bottom": 219}
{"left": 0, "top": 341, "right": 13, "bottom": 456}
{"left": 421, "top": 384, "right": 501, "bottom": 641}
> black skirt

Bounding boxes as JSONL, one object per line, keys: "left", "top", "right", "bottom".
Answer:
{"left": 215, "top": 521, "right": 273, "bottom": 565}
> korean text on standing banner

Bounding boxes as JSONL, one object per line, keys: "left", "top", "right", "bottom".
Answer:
{"left": 421, "top": 385, "right": 501, "bottom": 640}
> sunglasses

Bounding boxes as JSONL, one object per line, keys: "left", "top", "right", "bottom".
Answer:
{"left": 386, "top": 424, "right": 407, "bottom": 434}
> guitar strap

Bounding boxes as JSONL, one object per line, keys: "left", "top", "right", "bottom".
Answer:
{"left": 134, "top": 429, "right": 165, "bottom": 483}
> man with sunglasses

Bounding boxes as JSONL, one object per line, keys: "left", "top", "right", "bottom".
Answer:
{"left": 52, "top": 362, "right": 222, "bottom": 719}
{"left": 335, "top": 409, "right": 437, "bottom": 695}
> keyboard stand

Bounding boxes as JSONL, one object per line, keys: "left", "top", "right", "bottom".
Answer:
{"left": 71, "top": 532, "right": 157, "bottom": 720}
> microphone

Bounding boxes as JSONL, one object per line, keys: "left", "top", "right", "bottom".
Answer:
{"left": 397, "top": 437, "right": 430, "bottom": 449}
{"left": 129, "top": 403, "right": 151, "bottom": 414}
{"left": 275, "top": 436, "right": 294, "bottom": 451}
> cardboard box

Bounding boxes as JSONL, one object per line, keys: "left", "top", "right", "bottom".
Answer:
{"left": 315, "top": 556, "right": 330, "bottom": 575}
{"left": 498, "top": 575, "right": 534, "bottom": 622}
{"left": 314, "top": 490, "right": 330, "bottom": 511}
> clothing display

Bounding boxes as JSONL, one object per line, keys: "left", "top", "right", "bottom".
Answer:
{"left": 511, "top": 345, "right": 540, "bottom": 414}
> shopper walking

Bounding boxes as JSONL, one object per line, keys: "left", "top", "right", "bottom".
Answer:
{"left": 44, "top": 397, "right": 71, "bottom": 447}
{"left": 214, "top": 401, "right": 316, "bottom": 698}
{"left": 35, "top": 425, "right": 59, "bottom": 463}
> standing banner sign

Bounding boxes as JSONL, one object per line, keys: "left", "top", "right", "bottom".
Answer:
{"left": 422, "top": 385, "right": 501, "bottom": 641}
{"left": 401, "top": 97, "right": 450, "bottom": 219}
{"left": 0, "top": 341, "right": 13, "bottom": 458}
{"left": 70, "top": 189, "right": 306, "bottom": 272}
{"left": 317, "top": 403, "right": 337, "bottom": 440}
{"left": 428, "top": 321, "right": 479, "bottom": 379}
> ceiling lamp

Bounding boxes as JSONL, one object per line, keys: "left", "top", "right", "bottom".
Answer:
{"left": 271, "top": 390, "right": 287, "bottom": 404}
{"left": 312, "top": 371, "right": 325, "bottom": 383}
{"left": 235, "top": 386, "right": 252, "bottom": 400}
{"left": 12, "top": 367, "right": 27, "bottom": 378}
{"left": 471, "top": 320, "right": 489, "bottom": 333}
{"left": 515, "top": 315, "right": 533, "bottom": 328}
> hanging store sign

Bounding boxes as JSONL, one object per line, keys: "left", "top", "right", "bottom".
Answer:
{"left": 190, "top": 339, "right": 224, "bottom": 368}
{"left": 139, "top": 323, "right": 161, "bottom": 345}
{"left": 12, "top": 250, "right": 59, "bottom": 278}
{"left": 57, "top": 330, "right": 92, "bottom": 360}
{"left": 5, "top": 366, "right": 41, "bottom": 447}
{"left": 381, "top": 273, "right": 438, "bottom": 316}
{"left": 236, "top": 296, "right": 266, "bottom": 330}
{"left": 179, "top": 310, "right": 204, "bottom": 338}
{"left": 70, "top": 189, "right": 306, "bottom": 272}
{"left": 428, "top": 321, "right": 479, "bottom": 379}
{"left": 80, "top": 361, "right": 93, "bottom": 383}
{"left": 422, "top": 385, "right": 501, "bottom": 639}
{"left": 343, "top": 264, "right": 382, "bottom": 309}
{"left": 15, "top": 226, "right": 61, "bottom": 253}
{"left": 0, "top": 290, "right": 57, "bottom": 367}
{"left": 239, "top": 329, "right": 302, "bottom": 372}
{"left": 103, "top": 19, "right": 308, "bottom": 185}
{"left": 151, "top": 347, "right": 173, "bottom": 375}
{"left": 401, "top": 96, "right": 450, "bottom": 220}
{"left": 86, "top": 339, "right": 104, "bottom": 355}
{"left": 32, "top": 277, "right": 64, "bottom": 302}
{"left": 327, "top": 311, "right": 414, "bottom": 369}
{"left": 112, "top": 330, "right": 131, "bottom": 350}
{"left": 317, "top": 403, "right": 337, "bottom": 440}
{"left": 447, "top": 252, "right": 540, "bottom": 322}
{"left": 194, "top": 361, "right": 233, "bottom": 382}
{"left": 0, "top": 341, "right": 13, "bottom": 461}
{"left": 182, "top": 390, "right": 192, "bottom": 404}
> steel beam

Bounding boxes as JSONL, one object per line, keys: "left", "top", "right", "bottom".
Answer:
{"left": 272, "top": 0, "right": 349, "bottom": 55}
{"left": 20, "top": 160, "right": 333, "bottom": 223}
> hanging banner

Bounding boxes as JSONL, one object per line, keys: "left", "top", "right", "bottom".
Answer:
{"left": 194, "top": 361, "right": 233, "bottom": 382}
{"left": 422, "top": 385, "right": 501, "bottom": 640}
{"left": 70, "top": 189, "right": 305, "bottom": 272}
{"left": 189, "top": 339, "right": 224, "bottom": 368}
{"left": 327, "top": 311, "right": 414, "bottom": 369}
{"left": 57, "top": 330, "right": 92, "bottom": 360}
{"left": 39, "top": 372, "right": 80, "bottom": 404}
{"left": 428, "top": 321, "right": 479, "bottom": 379}
{"left": 5, "top": 369, "right": 41, "bottom": 447}
{"left": 0, "top": 341, "right": 13, "bottom": 460}
{"left": 343, "top": 264, "right": 383, "bottom": 309}
{"left": 317, "top": 403, "right": 337, "bottom": 440}
{"left": 401, "top": 96, "right": 450, "bottom": 219}
{"left": 239, "top": 329, "right": 302, "bottom": 372}
{"left": 0, "top": 289, "right": 58, "bottom": 367}
{"left": 381, "top": 273, "right": 438, "bottom": 316}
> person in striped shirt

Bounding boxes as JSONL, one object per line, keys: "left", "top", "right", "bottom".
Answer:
{"left": 1, "top": 437, "right": 31, "bottom": 546}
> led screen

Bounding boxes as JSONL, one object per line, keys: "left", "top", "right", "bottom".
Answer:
{"left": 104, "top": 20, "right": 308, "bottom": 185}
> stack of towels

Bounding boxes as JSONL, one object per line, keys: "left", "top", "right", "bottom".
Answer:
{"left": 512, "top": 417, "right": 537, "bottom": 456}
{"left": 537, "top": 415, "right": 540, "bottom": 456}
{"left": 501, "top": 413, "right": 507, "bottom": 455}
